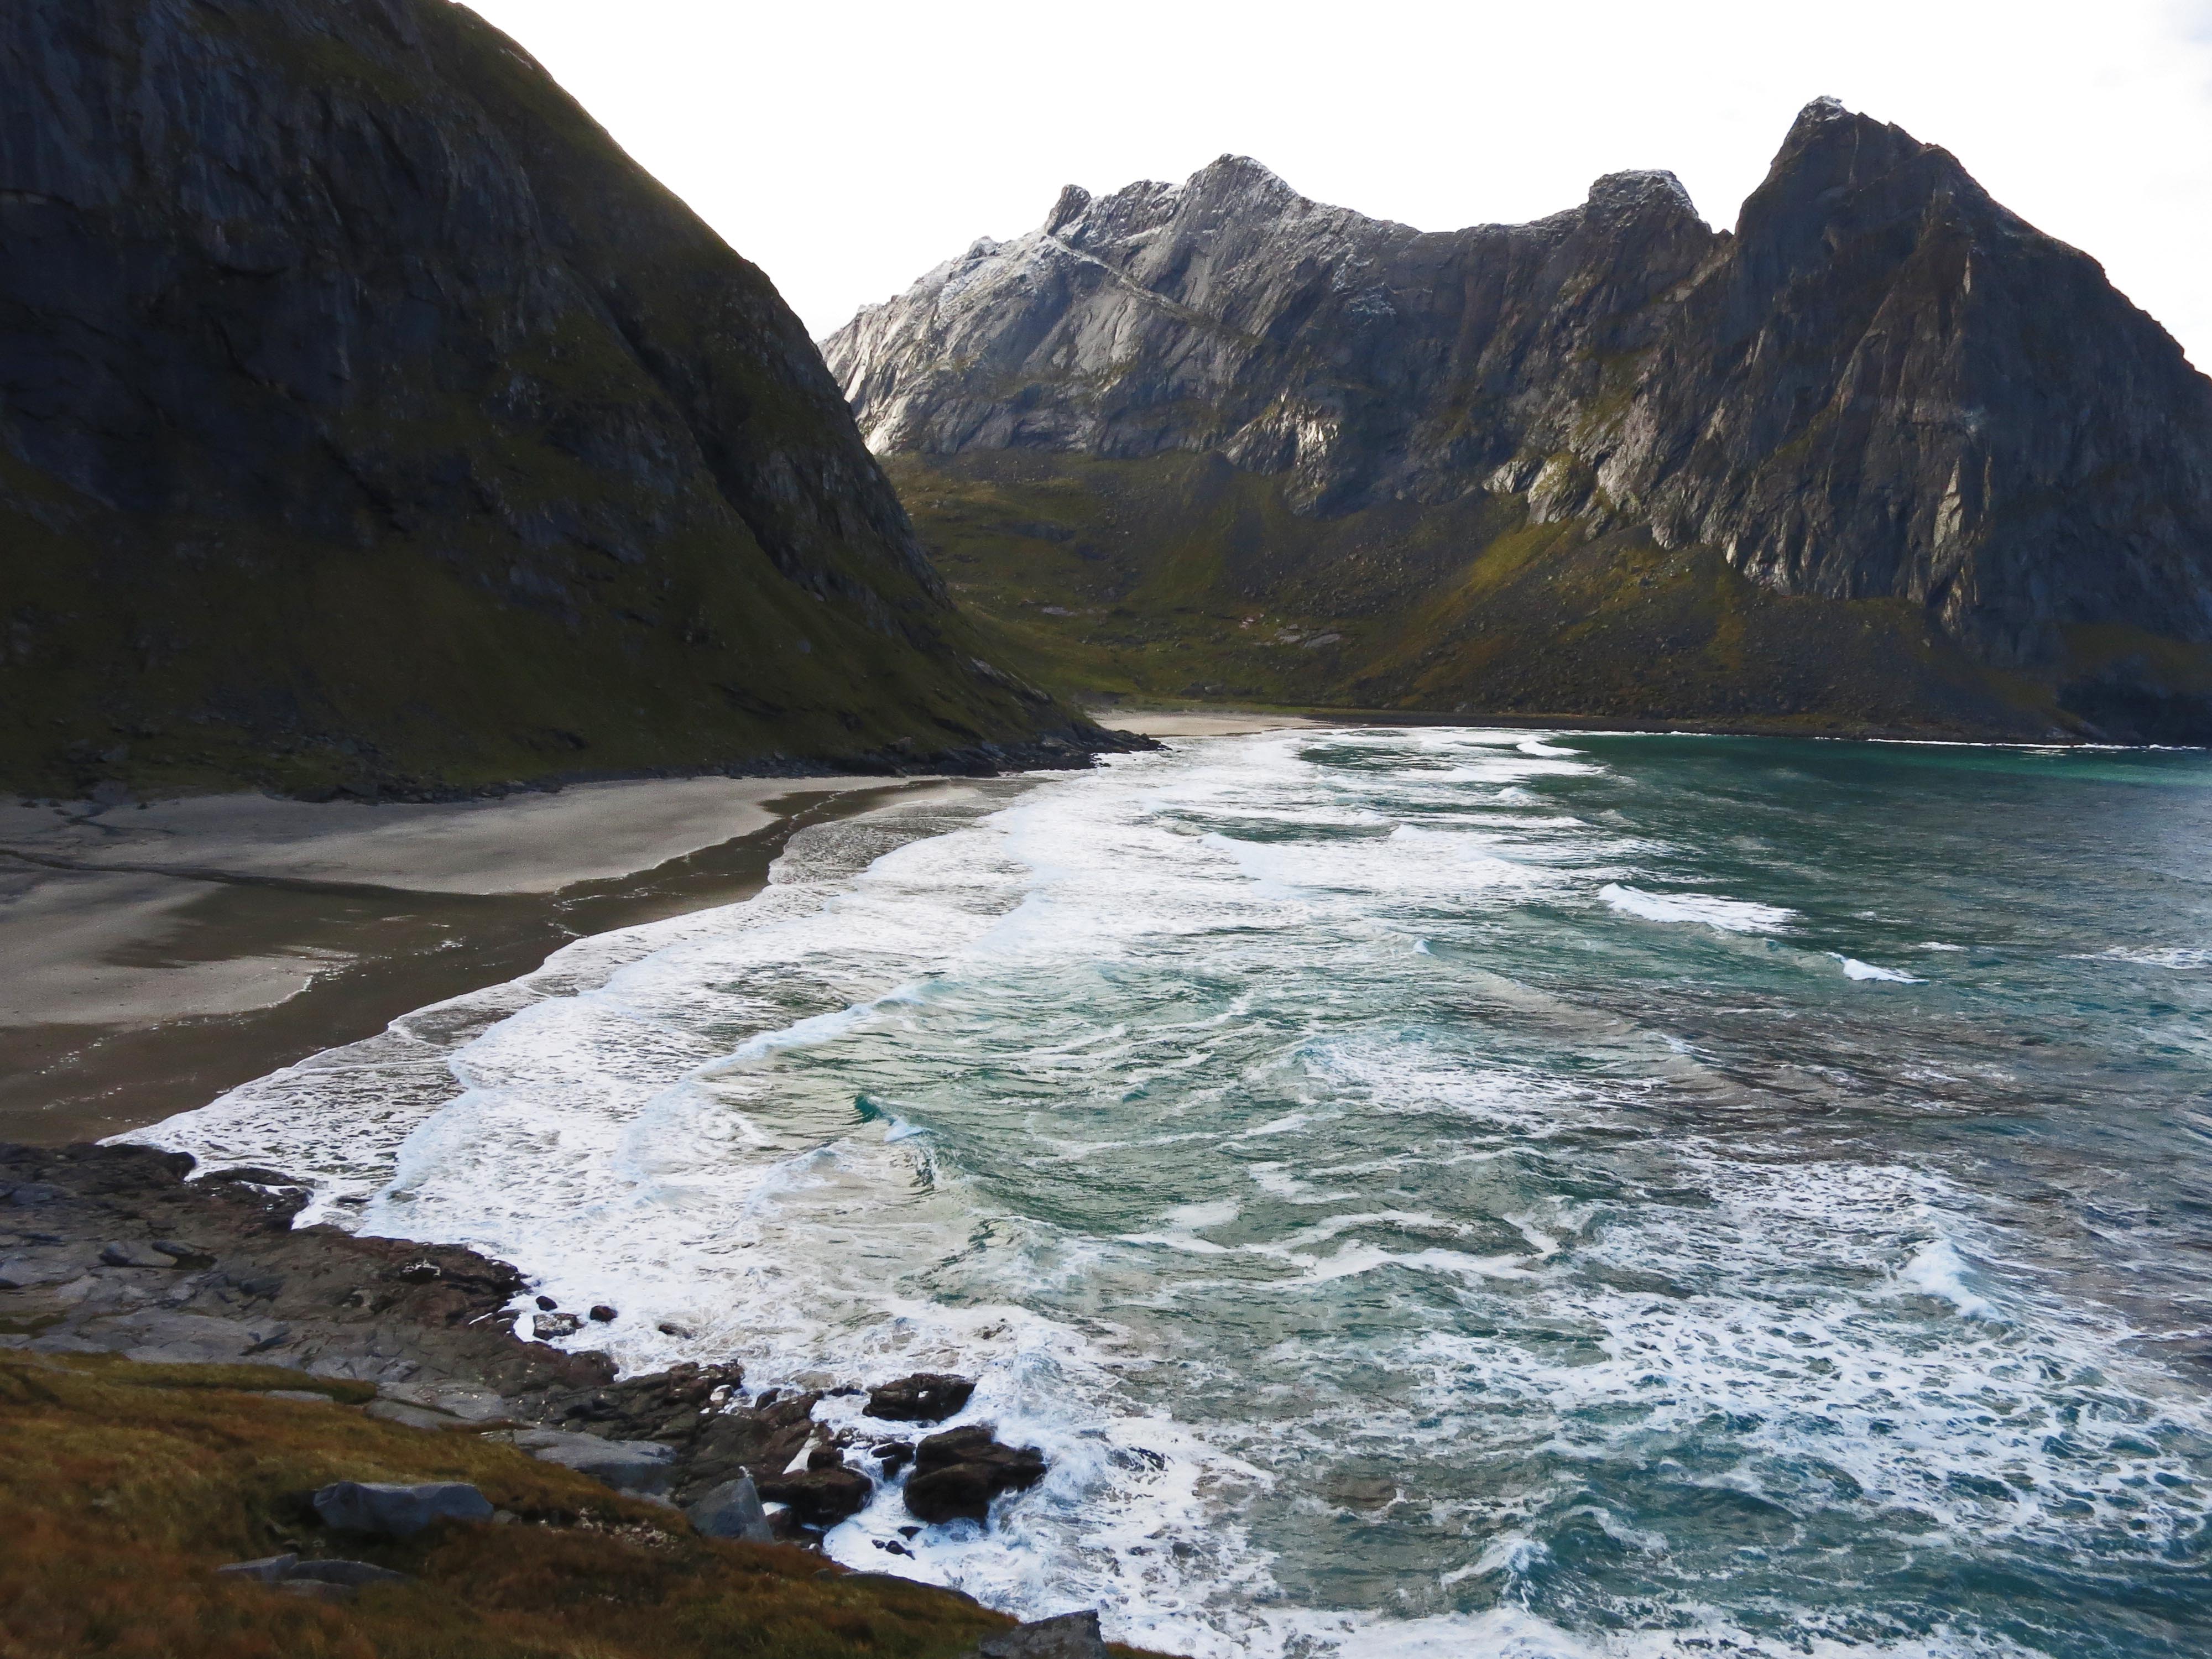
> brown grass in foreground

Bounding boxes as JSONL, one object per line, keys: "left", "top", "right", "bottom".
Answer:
{"left": 0, "top": 1354, "right": 1156, "bottom": 1659}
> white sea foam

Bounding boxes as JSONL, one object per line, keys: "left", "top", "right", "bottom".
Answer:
{"left": 1599, "top": 883, "right": 1797, "bottom": 934}
{"left": 1832, "top": 953, "right": 1926, "bottom": 983}
{"left": 2078, "top": 945, "right": 2212, "bottom": 969}
{"left": 129, "top": 728, "right": 2212, "bottom": 1659}
{"left": 1896, "top": 1237, "right": 2000, "bottom": 1320}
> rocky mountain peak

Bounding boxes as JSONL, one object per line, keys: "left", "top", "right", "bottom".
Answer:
{"left": 1186, "top": 153, "right": 1300, "bottom": 201}
{"left": 826, "top": 101, "right": 2212, "bottom": 740}
{"left": 1743, "top": 96, "right": 1994, "bottom": 259}
{"left": 1581, "top": 169, "right": 1706, "bottom": 229}
{"left": 1045, "top": 184, "right": 1092, "bottom": 234}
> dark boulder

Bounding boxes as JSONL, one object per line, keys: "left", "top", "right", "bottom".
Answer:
{"left": 671, "top": 1390, "right": 818, "bottom": 1504}
{"left": 686, "top": 1473, "right": 775, "bottom": 1542}
{"left": 865, "top": 1371, "right": 976, "bottom": 1423}
{"left": 976, "top": 1610, "right": 1110, "bottom": 1659}
{"left": 903, "top": 1426, "right": 1047, "bottom": 1525}
{"left": 757, "top": 1464, "right": 873, "bottom": 1529}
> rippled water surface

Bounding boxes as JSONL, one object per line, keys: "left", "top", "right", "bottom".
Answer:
{"left": 147, "top": 731, "right": 2212, "bottom": 1657}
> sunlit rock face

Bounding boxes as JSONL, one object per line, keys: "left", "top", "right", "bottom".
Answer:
{"left": 828, "top": 100, "right": 2212, "bottom": 734}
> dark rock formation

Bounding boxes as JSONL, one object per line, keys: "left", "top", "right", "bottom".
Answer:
{"left": 1, "top": 1140, "right": 1073, "bottom": 1550}
{"left": 827, "top": 100, "right": 2212, "bottom": 742}
{"left": 686, "top": 1473, "right": 775, "bottom": 1542}
{"left": 865, "top": 1370, "right": 975, "bottom": 1422}
{"left": 757, "top": 1463, "right": 874, "bottom": 1529}
{"left": 0, "top": 1140, "right": 810, "bottom": 1518}
{"left": 0, "top": 1139, "right": 616, "bottom": 1390}
{"left": 0, "top": 0, "right": 1126, "bottom": 799}
{"left": 975, "top": 1610, "right": 1110, "bottom": 1659}
{"left": 903, "top": 1425, "right": 1047, "bottom": 1525}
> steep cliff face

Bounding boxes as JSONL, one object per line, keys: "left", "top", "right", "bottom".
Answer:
{"left": 827, "top": 100, "right": 2212, "bottom": 741}
{"left": 0, "top": 0, "right": 1112, "bottom": 799}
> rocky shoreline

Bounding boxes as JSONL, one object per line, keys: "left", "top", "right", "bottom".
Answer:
{"left": 1, "top": 1140, "right": 1063, "bottom": 1599}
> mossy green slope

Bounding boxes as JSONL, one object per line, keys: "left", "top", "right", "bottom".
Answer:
{"left": 894, "top": 452, "right": 2110, "bottom": 738}
{"left": 0, "top": 1352, "right": 1174, "bottom": 1659}
{"left": 0, "top": 0, "right": 1104, "bottom": 801}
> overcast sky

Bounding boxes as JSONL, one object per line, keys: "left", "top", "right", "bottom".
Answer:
{"left": 467, "top": 0, "right": 2212, "bottom": 368}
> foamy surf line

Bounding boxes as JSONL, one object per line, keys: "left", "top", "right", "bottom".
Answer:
{"left": 125, "top": 729, "right": 2212, "bottom": 1658}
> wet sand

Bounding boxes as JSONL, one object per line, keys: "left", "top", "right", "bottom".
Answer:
{"left": 0, "top": 778, "right": 954, "bottom": 1145}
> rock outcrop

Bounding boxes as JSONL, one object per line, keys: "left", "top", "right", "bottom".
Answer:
{"left": 903, "top": 1425, "right": 1048, "bottom": 1524}
{"left": 0, "top": 0, "right": 1126, "bottom": 799}
{"left": 827, "top": 100, "right": 2212, "bottom": 742}
{"left": 0, "top": 1141, "right": 1055, "bottom": 1547}
{"left": 865, "top": 1370, "right": 977, "bottom": 1422}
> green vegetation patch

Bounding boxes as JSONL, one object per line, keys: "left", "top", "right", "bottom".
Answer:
{"left": 0, "top": 1353, "right": 1164, "bottom": 1659}
{"left": 890, "top": 452, "right": 2117, "bottom": 740}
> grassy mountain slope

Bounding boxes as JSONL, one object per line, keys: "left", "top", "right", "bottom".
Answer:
{"left": 0, "top": 0, "right": 1109, "bottom": 802}
{"left": 895, "top": 453, "right": 2130, "bottom": 738}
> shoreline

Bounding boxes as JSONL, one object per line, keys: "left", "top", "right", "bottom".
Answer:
{"left": 1099, "top": 701, "right": 2212, "bottom": 753}
{"left": 1086, "top": 698, "right": 2148, "bottom": 746}
{"left": 6, "top": 709, "right": 2181, "bottom": 1150}
{"left": 1, "top": 1139, "right": 1144, "bottom": 1655}
{"left": 0, "top": 775, "right": 987, "bottom": 1146}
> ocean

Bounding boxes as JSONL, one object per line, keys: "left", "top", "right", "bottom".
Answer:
{"left": 141, "top": 728, "right": 2212, "bottom": 1657}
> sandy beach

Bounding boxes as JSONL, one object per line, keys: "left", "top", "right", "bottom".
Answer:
{"left": 0, "top": 776, "right": 963, "bottom": 1144}
{"left": 0, "top": 711, "right": 1323, "bottom": 1147}
{"left": 1088, "top": 708, "right": 1327, "bottom": 738}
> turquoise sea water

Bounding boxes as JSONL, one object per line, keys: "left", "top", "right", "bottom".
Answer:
{"left": 148, "top": 731, "right": 2212, "bottom": 1657}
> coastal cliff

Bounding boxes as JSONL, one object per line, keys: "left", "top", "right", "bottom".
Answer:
{"left": 0, "top": 0, "right": 1120, "bottom": 800}
{"left": 827, "top": 100, "right": 2212, "bottom": 741}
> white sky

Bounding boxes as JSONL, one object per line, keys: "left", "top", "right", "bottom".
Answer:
{"left": 467, "top": 0, "right": 2212, "bottom": 369}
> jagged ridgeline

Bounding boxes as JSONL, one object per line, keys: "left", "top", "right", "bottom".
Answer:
{"left": 827, "top": 100, "right": 2212, "bottom": 742}
{"left": 0, "top": 0, "right": 1118, "bottom": 799}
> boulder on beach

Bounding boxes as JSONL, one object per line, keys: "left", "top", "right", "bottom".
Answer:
{"left": 311, "top": 1480, "right": 493, "bottom": 1536}
{"left": 903, "top": 1426, "right": 1047, "bottom": 1525}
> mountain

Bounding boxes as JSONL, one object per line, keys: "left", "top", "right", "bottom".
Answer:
{"left": 825, "top": 99, "right": 2212, "bottom": 743}
{"left": 0, "top": 0, "right": 1123, "bottom": 801}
